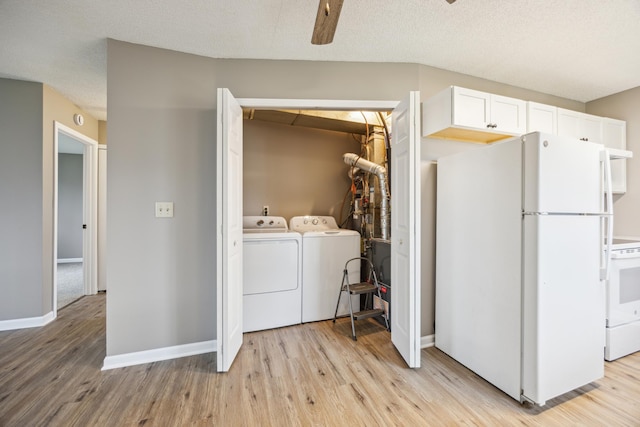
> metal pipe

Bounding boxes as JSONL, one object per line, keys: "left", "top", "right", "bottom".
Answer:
{"left": 343, "top": 153, "right": 390, "bottom": 240}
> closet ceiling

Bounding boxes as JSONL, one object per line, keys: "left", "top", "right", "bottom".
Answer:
{"left": 1, "top": 0, "right": 639, "bottom": 121}
{"left": 243, "top": 109, "right": 388, "bottom": 135}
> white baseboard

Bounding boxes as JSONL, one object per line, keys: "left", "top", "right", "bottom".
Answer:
{"left": 0, "top": 311, "right": 56, "bottom": 331}
{"left": 58, "top": 258, "right": 83, "bottom": 264}
{"left": 102, "top": 339, "right": 217, "bottom": 371}
{"left": 421, "top": 334, "right": 435, "bottom": 349}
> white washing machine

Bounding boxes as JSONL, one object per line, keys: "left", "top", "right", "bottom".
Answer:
{"left": 290, "top": 215, "right": 360, "bottom": 323}
{"left": 243, "top": 216, "right": 302, "bottom": 332}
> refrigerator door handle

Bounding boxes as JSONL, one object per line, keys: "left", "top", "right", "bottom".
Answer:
{"left": 601, "top": 149, "right": 613, "bottom": 281}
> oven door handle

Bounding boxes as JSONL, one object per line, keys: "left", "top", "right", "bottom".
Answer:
{"left": 601, "top": 149, "right": 614, "bottom": 281}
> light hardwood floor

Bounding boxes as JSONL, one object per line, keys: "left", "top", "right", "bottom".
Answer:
{"left": 1, "top": 294, "right": 639, "bottom": 426}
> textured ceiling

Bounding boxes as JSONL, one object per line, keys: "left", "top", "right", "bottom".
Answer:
{"left": 1, "top": 0, "right": 639, "bottom": 121}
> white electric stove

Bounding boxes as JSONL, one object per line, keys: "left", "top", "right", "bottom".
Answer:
{"left": 605, "top": 237, "right": 640, "bottom": 361}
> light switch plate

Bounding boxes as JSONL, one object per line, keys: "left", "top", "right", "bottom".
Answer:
{"left": 155, "top": 202, "right": 174, "bottom": 218}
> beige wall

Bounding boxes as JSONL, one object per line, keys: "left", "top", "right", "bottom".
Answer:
{"left": 98, "top": 120, "right": 108, "bottom": 145}
{"left": 587, "top": 87, "right": 640, "bottom": 237}
{"left": 243, "top": 119, "right": 360, "bottom": 222}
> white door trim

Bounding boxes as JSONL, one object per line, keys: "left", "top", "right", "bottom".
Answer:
{"left": 53, "top": 122, "right": 99, "bottom": 314}
{"left": 97, "top": 145, "right": 107, "bottom": 292}
{"left": 237, "top": 98, "right": 399, "bottom": 111}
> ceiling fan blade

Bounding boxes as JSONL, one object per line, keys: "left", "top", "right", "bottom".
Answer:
{"left": 311, "top": 0, "right": 344, "bottom": 45}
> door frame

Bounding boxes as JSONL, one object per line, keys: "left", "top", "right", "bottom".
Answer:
{"left": 218, "top": 96, "right": 419, "bottom": 370}
{"left": 53, "top": 121, "right": 99, "bottom": 314}
{"left": 97, "top": 144, "right": 107, "bottom": 292}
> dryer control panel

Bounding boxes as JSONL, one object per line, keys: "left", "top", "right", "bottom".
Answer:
{"left": 289, "top": 215, "right": 339, "bottom": 232}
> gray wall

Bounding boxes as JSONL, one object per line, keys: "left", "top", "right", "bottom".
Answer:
{"left": 107, "top": 40, "right": 609, "bottom": 357}
{"left": 106, "top": 40, "right": 419, "bottom": 356}
{"left": 57, "top": 153, "right": 83, "bottom": 259}
{"left": 0, "top": 78, "right": 101, "bottom": 325}
{"left": 587, "top": 87, "right": 640, "bottom": 237}
{"left": 0, "top": 79, "right": 44, "bottom": 321}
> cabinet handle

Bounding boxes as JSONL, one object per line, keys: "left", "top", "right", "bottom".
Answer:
{"left": 486, "top": 123, "right": 497, "bottom": 129}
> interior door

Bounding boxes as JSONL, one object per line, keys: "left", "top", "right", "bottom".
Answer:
{"left": 216, "top": 88, "right": 243, "bottom": 372}
{"left": 391, "top": 91, "right": 421, "bottom": 368}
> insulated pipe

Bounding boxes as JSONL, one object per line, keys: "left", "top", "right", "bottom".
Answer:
{"left": 343, "top": 153, "right": 390, "bottom": 240}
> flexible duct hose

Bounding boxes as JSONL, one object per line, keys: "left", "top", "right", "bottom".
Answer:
{"left": 343, "top": 153, "right": 390, "bottom": 240}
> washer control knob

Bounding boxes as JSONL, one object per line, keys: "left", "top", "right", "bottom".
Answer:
{"left": 312, "top": 218, "right": 319, "bottom": 225}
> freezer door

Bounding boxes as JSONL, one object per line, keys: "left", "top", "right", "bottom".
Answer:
{"left": 522, "top": 215, "right": 605, "bottom": 405}
{"left": 523, "top": 132, "right": 603, "bottom": 214}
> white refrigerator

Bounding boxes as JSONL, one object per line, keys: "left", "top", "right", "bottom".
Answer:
{"left": 435, "top": 132, "right": 612, "bottom": 406}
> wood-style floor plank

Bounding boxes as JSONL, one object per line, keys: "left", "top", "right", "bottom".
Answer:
{"left": 1, "top": 294, "right": 639, "bottom": 426}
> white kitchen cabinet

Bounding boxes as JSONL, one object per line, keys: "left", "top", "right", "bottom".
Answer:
{"left": 557, "top": 110, "right": 628, "bottom": 193}
{"left": 423, "top": 86, "right": 526, "bottom": 143}
{"left": 423, "top": 85, "right": 631, "bottom": 193}
{"left": 602, "top": 118, "right": 627, "bottom": 194}
{"left": 527, "top": 102, "right": 557, "bottom": 134}
{"left": 557, "top": 108, "right": 603, "bottom": 144}
{"left": 490, "top": 93, "right": 527, "bottom": 134}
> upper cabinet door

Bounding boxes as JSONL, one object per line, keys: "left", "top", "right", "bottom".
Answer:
{"left": 581, "top": 114, "right": 603, "bottom": 144}
{"left": 557, "top": 108, "right": 582, "bottom": 139}
{"left": 527, "top": 102, "right": 557, "bottom": 134}
{"left": 557, "top": 108, "right": 602, "bottom": 143}
{"left": 453, "top": 86, "right": 491, "bottom": 129}
{"left": 490, "top": 94, "right": 527, "bottom": 135}
{"left": 603, "top": 118, "right": 627, "bottom": 194}
{"left": 603, "top": 118, "right": 626, "bottom": 151}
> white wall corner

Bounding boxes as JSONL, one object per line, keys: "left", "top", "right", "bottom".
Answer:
{"left": 102, "top": 340, "right": 217, "bottom": 371}
{"left": 421, "top": 334, "right": 435, "bottom": 349}
{"left": 0, "top": 311, "right": 55, "bottom": 332}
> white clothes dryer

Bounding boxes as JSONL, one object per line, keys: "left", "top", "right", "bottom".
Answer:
{"left": 290, "top": 215, "right": 360, "bottom": 323}
{"left": 243, "top": 216, "right": 302, "bottom": 332}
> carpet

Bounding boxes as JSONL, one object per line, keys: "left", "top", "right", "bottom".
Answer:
{"left": 57, "top": 262, "right": 84, "bottom": 309}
